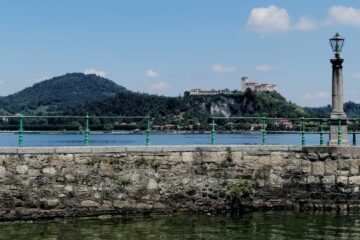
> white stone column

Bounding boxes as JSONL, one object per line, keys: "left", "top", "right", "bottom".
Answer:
{"left": 328, "top": 57, "right": 348, "bottom": 146}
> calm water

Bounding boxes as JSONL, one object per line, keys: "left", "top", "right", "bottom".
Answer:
{"left": 1, "top": 212, "right": 360, "bottom": 239}
{"left": 0, "top": 132, "right": 354, "bottom": 147}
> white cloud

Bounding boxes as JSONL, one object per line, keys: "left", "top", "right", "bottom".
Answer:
{"left": 256, "top": 65, "right": 275, "bottom": 72}
{"left": 145, "top": 69, "right": 159, "bottom": 78}
{"left": 247, "top": 5, "right": 291, "bottom": 34}
{"left": 0, "top": 80, "right": 7, "bottom": 85}
{"left": 328, "top": 6, "right": 360, "bottom": 26}
{"left": 149, "top": 82, "right": 170, "bottom": 91}
{"left": 304, "top": 91, "right": 330, "bottom": 99}
{"left": 211, "top": 64, "right": 236, "bottom": 73}
{"left": 294, "top": 16, "right": 318, "bottom": 30}
{"left": 84, "top": 69, "right": 107, "bottom": 78}
{"left": 247, "top": 5, "right": 319, "bottom": 34}
{"left": 352, "top": 73, "right": 360, "bottom": 79}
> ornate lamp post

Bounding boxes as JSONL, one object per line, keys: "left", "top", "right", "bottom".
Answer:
{"left": 328, "top": 33, "right": 348, "bottom": 146}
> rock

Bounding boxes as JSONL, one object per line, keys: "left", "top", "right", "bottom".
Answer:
{"left": 40, "top": 198, "right": 59, "bottom": 209}
{"left": 64, "top": 185, "right": 73, "bottom": 193}
{"left": 337, "top": 176, "right": 348, "bottom": 185}
{"left": 42, "top": 167, "right": 57, "bottom": 176}
{"left": 147, "top": 179, "right": 158, "bottom": 190}
{"left": 307, "top": 153, "right": 318, "bottom": 161}
{"left": 0, "top": 166, "right": 5, "bottom": 178}
{"left": 81, "top": 200, "right": 100, "bottom": 207}
{"left": 65, "top": 174, "right": 76, "bottom": 183}
{"left": 349, "top": 176, "right": 360, "bottom": 185}
{"left": 312, "top": 162, "right": 325, "bottom": 176}
{"left": 16, "top": 165, "right": 28, "bottom": 174}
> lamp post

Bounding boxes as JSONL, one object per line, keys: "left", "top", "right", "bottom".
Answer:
{"left": 328, "top": 33, "right": 348, "bottom": 146}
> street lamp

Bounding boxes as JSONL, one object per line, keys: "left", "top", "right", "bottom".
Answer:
{"left": 330, "top": 33, "right": 345, "bottom": 58}
{"left": 328, "top": 33, "right": 348, "bottom": 146}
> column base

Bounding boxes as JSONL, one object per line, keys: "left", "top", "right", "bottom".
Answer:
{"left": 328, "top": 112, "right": 348, "bottom": 146}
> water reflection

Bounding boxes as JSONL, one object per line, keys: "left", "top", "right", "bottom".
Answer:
{"left": 1, "top": 212, "right": 360, "bottom": 239}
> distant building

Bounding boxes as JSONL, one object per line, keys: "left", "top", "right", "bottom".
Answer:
{"left": 241, "top": 77, "right": 277, "bottom": 92}
{"left": 189, "top": 88, "right": 232, "bottom": 96}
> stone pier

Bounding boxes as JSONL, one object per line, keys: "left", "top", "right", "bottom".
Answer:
{"left": 0, "top": 145, "right": 360, "bottom": 220}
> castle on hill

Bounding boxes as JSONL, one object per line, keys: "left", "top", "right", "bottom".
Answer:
{"left": 188, "top": 76, "right": 277, "bottom": 96}
{"left": 241, "top": 77, "right": 277, "bottom": 92}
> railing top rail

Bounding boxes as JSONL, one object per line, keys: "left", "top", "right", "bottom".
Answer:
{"left": 211, "top": 116, "right": 332, "bottom": 121}
{"left": 0, "top": 115, "right": 148, "bottom": 119}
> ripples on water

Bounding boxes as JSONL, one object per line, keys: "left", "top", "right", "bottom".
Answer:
{"left": 1, "top": 212, "right": 360, "bottom": 239}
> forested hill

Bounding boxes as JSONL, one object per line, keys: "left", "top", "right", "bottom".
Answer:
{"left": 0, "top": 73, "right": 127, "bottom": 114}
{"left": 5, "top": 72, "right": 360, "bottom": 125}
{"left": 305, "top": 102, "right": 360, "bottom": 118}
{"left": 67, "top": 89, "right": 309, "bottom": 125}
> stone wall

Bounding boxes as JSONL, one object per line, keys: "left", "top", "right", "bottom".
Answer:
{"left": 1, "top": 145, "right": 360, "bottom": 220}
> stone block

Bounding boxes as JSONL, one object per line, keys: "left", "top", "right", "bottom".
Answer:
{"left": 312, "top": 162, "right": 325, "bottom": 176}
{"left": 324, "top": 160, "right": 337, "bottom": 174}
{"left": 258, "top": 156, "right": 270, "bottom": 165}
{"left": 350, "top": 160, "right": 360, "bottom": 175}
{"left": 147, "top": 179, "right": 158, "bottom": 190}
{"left": 301, "top": 160, "right": 311, "bottom": 173}
{"left": 0, "top": 166, "right": 5, "bottom": 178}
{"left": 91, "top": 147, "right": 127, "bottom": 153}
{"left": 58, "top": 154, "right": 74, "bottom": 162}
{"left": 42, "top": 167, "right": 57, "bottom": 176}
{"left": 18, "top": 147, "right": 55, "bottom": 154}
{"left": 337, "top": 176, "right": 348, "bottom": 185}
{"left": 81, "top": 200, "right": 100, "bottom": 207}
{"left": 322, "top": 175, "right": 335, "bottom": 184}
{"left": 55, "top": 147, "right": 92, "bottom": 154}
{"left": 270, "top": 155, "right": 284, "bottom": 166}
{"left": 40, "top": 198, "right": 59, "bottom": 209}
{"left": 181, "top": 152, "right": 194, "bottom": 162}
{"left": 16, "top": 165, "right": 28, "bottom": 174}
{"left": 349, "top": 176, "right": 360, "bottom": 185}
{"left": 231, "top": 152, "right": 242, "bottom": 164}
{"left": 306, "top": 176, "right": 320, "bottom": 184}
{"left": 338, "top": 160, "right": 350, "bottom": 171}
{"left": 307, "top": 153, "right": 318, "bottom": 161}
{"left": 0, "top": 148, "right": 17, "bottom": 154}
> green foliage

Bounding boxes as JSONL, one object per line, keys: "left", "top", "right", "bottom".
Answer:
{"left": 0, "top": 73, "right": 127, "bottom": 114}
{"left": 231, "top": 179, "right": 253, "bottom": 199}
{"left": 0, "top": 73, "right": 330, "bottom": 130}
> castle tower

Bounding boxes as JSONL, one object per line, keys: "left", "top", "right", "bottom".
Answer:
{"left": 241, "top": 77, "right": 248, "bottom": 91}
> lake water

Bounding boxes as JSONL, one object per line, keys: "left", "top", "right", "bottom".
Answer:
{"left": 1, "top": 212, "right": 360, "bottom": 239}
{"left": 0, "top": 132, "right": 356, "bottom": 147}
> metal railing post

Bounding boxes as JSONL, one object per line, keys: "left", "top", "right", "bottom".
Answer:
{"left": 262, "top": 115, "right": 266, "bottom": 145}
{"left": 211, "top": 117, "right": 216, "bottom": 145}
{"left": 338, "top": 114, "right": 342, "bottom": 146}
{"left": 353, "top": 133, "right": 356, "bottom": 146}
{"left": 18, "top": 115, "right": 24, "bottom": 147}
{"left": 301, "top": 117, "right": 305, "bottom": 146}
{"left": 84, "top": 112, "right": 90, "bottom": 146}
{"left": 145, "top": 116, "right": 150, "bottom": 146}
{"left": 319, "top": 120, "right": 324, "bottom": 146}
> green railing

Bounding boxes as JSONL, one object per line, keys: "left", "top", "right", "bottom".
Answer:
{"left": 2, "top": 114, "right": 360, "bottom": 147}
{"left": 210, "top": 115, "right": 360, "bottom": 146}
{"left": 0, "top": 114, "right": 151, "bottom": 147}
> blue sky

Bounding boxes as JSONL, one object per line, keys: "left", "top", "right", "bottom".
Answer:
{"left": 1, "top": 1, "right": 360, "bottom": 107}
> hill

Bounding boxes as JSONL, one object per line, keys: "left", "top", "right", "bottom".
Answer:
{"left": 305, "top": 102, "right": 360, "bottom": 118}
{"left": 67, "top": 88, "right": 309, "bottom": 127}
{"left": 0, "top": 73, "right": 127, "bottom": 114}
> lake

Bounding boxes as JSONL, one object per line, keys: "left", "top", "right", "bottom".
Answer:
{"left": 0, "top": 132, "right": 356, "bottom": 147}
{"left": 0, "top": 212, "right": 359, "bottom": 239}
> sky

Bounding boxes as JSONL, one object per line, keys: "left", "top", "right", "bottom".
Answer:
{"left": 1, "top": 1, "right": 360, "bottom": 107}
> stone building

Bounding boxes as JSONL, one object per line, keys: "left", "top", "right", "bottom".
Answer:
{"left": 241, "top": 77, "right": 277, "bottom": 92}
